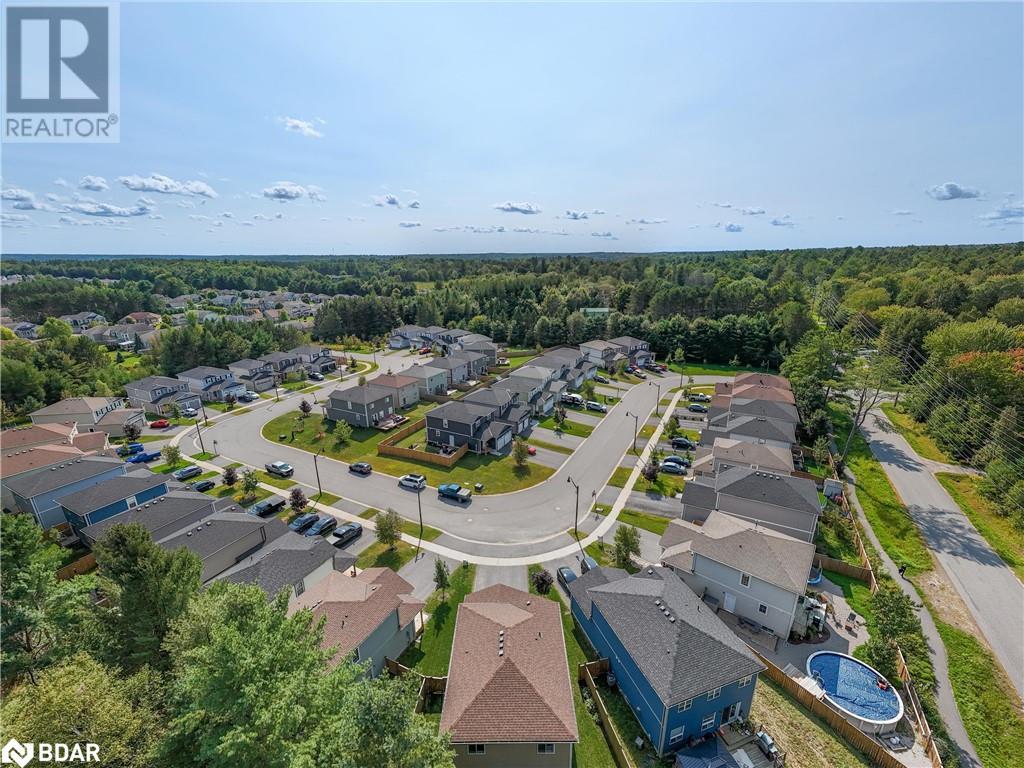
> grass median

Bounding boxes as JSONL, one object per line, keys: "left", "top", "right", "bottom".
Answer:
{"left": 879, "top": 403, "right": 953, "bottom": 464}
{"left": 937, "top": 472, "right": 1024, "bottom": 581}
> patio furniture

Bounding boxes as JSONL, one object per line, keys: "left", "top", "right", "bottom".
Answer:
{"left": 844, "top": 612, "right": 857, "bottom": 633}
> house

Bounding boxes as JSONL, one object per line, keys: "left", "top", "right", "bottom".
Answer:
{"left": 373, "top": 374, "right": 421, "bottom": 409}
{"left": 176, "top": 366, "right": 247, "bottom": 403}
{"left": 441, "top": 584, "right": 578, "bottom": 766}
{"left": 403, "top": 364, "right": 448, "bottom": 397}
{"left": 325, "top": 385, "right": 395, "bottom": 428}
{"left": 288, "top": 344, "right": 337, "bottom": 374}
{"left": 462, "top": 339, "right": 500, "bottom": 366}
{"left": 5, "top": 455, "right": 127, "bottom": 528}
{"left": 450, "top": 349, "right": 489, "bottom": 379}
{"left": 580, "top": 339, "right": 624, "bottom": 370}
{"left": 389, "top": 324, "right": 427, "bottom": 349}
{"left": 715, "top": 380, "right": 796, "bottom": 405}
{"left": 690, "top": 438, "right": 795, "bottom": 479}
{"left": 120, "top": 311, "right": 162, "bottom": 325}
{"left": 429, "top": 356, "right": 471, "bottom": 387}
{"left": 567, "top": 566, "right": 764, "bottom": 757}
{"left": 0, "top": 444, "right": 87, "bottom": 512}
{"left": 699, "top": 414, "right": 797, "bottom": 449}
{"left": 425, "top": 400, "right": 513, "bottom": 454}
{"left": 59, "top": 311, "right": 107, "bottom": 330}
{"left": 79, "top": 490, "right": 226, "bottom": 548}
{"left": 228, "top": 359, "right": 276, "bottom": 393}
{"left": 164, "top": 295, "right": 199, "bottom": 312}
{"left": 189, "top": 309, "right": 221, "bottom": 324}
{"left": 608, "top": 335, "right": 654, "bottom": 366}
{"left": 125, "top": 375, "right": 203, "bottom": 416}
{"left": 659, "top": 511, "right": 815, "bottom": 639}
{"left": 218, "top": 537, "right": 356, "bottom": 607}
{"left": 281, "top": 300, "right": 315, "bottom": 319}
{"left": 58, "top": 470, "right": 171, "bottom": 539}
{"left": 709, "top": 398, "right": 800, "bottom": 427}
{"left": 10, "top": 321, "right": 40, "bottom": 339}
{"left": 287, "top": 567, "right": 423, "bottom": 677}
{"left": 491, "top": 365, "right": 564, "bottom": 416}
{"left": 259, "top": 351, "right": 307, "bottom": 382}
{"left": 436, "top": 328, "right": 470, "bottom": 351}
{"left": 210, "top": 293, "right": 239, "bottom": 308}
{"left": 420, "top": 325, "right": 448, "bottom": 344}
{"left": 733, "top": 372, "right": 791, "bottom": 391}
{"left": 30, "top": 397, "right": 146, "bottom": 438}
{"left": 679, "top": 467, "right": 822, "bottom": 543}
{"left": 0, "top": 422, "right": 78, "bottom": 451}
{"left": 461, "top": 386, "right": 532, "bottom": 435}
{"left": 531, "top": 348, "right": 596, "bottom": 390}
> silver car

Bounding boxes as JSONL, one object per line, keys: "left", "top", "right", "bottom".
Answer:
{"left": 398, "top": 473, "right": 427, "bottom": 490}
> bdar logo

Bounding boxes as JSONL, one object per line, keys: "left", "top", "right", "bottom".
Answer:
{"left": 1, "top": 739, "right": 33, "bottom": 768}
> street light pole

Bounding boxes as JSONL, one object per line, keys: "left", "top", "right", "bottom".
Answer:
{"left": 649, "top": 381, "right": 663, "bottom": 417}
{"left": 194, "top": 417, "right": 207, "bottom": 455}
{"left": 625, "top": 411, "right": 639, "bottom": 453}
{"left": 415, "top": 488, "right": 424, "bottom": 561}
{"left": 567, "top": 476, "right": 585, "bottom": 560}
{"left": 313, "top": 447, "right": 323, "bottom": 501}
{"left": 213, "top": 439, "right": 218, "bottom": 457}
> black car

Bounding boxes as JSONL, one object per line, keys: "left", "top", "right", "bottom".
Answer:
{"left": 249, "top": 497, "right": 286, "bottom": 517}
{"left": 594, "top": 374, "right": 610, "bottom": 384}
{"left": 305, "top": 515, "right": 338, "bottom": 537}
{"left": 556, "top": 566, "right": 577, "bottom": 589}
{"left": 332, "top": 522, "right": 363, "bottom": 547}
{"left": 189, "top": 479, "right": 216, "bottom": 492}
{"left": 288, "top": 512, "right": 319, "bottom": 533}
{"left": 671, "top": 436, "right": 696, "bottom": 450}
{"left": 687, "top": 403, "right": 708, "bottom": 413}
{"left": 349, "top": 462, "right": 372, "bottom": 476}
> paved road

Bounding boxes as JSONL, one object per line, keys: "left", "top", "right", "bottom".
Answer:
{"left": 862, "top": 408, "right": 1024, "bottom": 699}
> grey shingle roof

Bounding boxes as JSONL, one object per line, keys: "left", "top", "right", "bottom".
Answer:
{"left": 328, "top": 384, "right": 391, "bottom": 405}
{"left": 4, "top": 456, "right": 123, "bottom": 497}
{"left": 679, "top": 481, "right": 719, "bottom": 510}
{"left": 80, "top": 491, "right": 235, "bottom": 543}
{"left": 717, "top": 466, "right": 820, "bottom": 515}
{"left": 127, "top": 375, "right": 184, "bottom": 394}
{"left": 429, "top": 357, "right": 467, "bottom": 371}
{"left": 159, "top": 512, "right": 281, "bottom": 558}
{"left": 425, "top": 400, "right": 494, "bottom": 426}
{"left": 403, "top": 364, "right": 445, "bottom": 380}
{"left": 178, "top": 366, "right": 231, "bottom": 380}
{"left": 728, "top": 398, "right": 800, "bottom": 424}
{"left": 572, "top": 567, "right": 764, "bottom": 706}
{"left": 56, "top": 471, "right": 168, "bottom": 515}
{"left": 220, "top": 538, "right": 354, "bottom": 599}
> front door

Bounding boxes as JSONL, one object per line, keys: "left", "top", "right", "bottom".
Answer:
{"left": 722, "top": 702, "right": 741, "bottom": 723}
{"left": 723, "top": 592, "right": 737, "bottom": 613}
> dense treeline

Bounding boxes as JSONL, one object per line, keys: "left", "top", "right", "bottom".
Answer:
{"left": 154, "top": 319, "right": 309, "bottom": 376}
{"left": 1, "top": 275, "right": 163, "bottom": 322}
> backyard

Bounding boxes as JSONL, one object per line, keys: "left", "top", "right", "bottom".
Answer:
{"left": 262, "top": 410, "right": 554, "bottom": 493}
{"left": 397, "top": 563, "right": 476, "bottom": 676}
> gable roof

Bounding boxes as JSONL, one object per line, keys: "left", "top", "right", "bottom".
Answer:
{"left": 426, "top": 400, "right": 495, "bottom": 425}
{"left": 440, "top": 584, "right": 578, "bottom": 744}
{"left": 727, "top": 398, "right": 800, "bottom": 424}
{"left": 373, "top": 374, "right": 419, "bottom": 390}
{"left": 56, "top": 471, "right": 168, "bottom": 515}
{"left": 659, "top": 511, "right": 815, "bottom": 594}
{"left": 288, "top": 567, "right": 422, "bottom": 665}
{"left": 0, "top": 444, "right": 86, "bottom": 478}
{"left": 716, "top": 466, "right": 821, "bottom": 515}
{"left": 402, "top": 364, "right": 445, "bottom": 380}
{"left": 177, "top": 365, "right": 231, "bottom": 380}
{"left": 328, "top": 384, "right": 392, "bottom": 405}
{"left": 429, "top": 356, "right": 468, "bottom": 371}
{"left": 568, "top": 567, "right": 764, "bottom": 706}
{"left": 4, "top": 456, "right": 123, "bottom": 497}
{"left": 219, "top": 537, "right": 353, "bottom": 600}
{"left": 734, "top": 372, "right": 791, "bottom": 390}
{"left": 30, "top": 397, "right": 120, "bottom": 417}
{"left": 700, "top": 438, "right": 795, "bottom": 474}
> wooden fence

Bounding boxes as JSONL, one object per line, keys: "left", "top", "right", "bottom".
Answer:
{"left": 57, "top": 552, "right": 96, "bottom": 580}
{"left": 377, "top": 418, "right": 469, "bottom": 467}
{"left": 578, "top": 660, "right": 637, "bottom": 768}
{"left": 812, "top": 554, "right": 873, "bottom": 583}
{"left": 383, "top": 658, "right": 447, "bottom": 713}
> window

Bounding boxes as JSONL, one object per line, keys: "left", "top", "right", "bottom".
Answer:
{"left": 467, "top": 745, "right": 485, "bottom": 755}
{"left": 293, "top": 581, "right": 305, "bottom": 596}
{"left": 758, "top": 604, "right": 768, "bottom": 615}
{"left": 126, "top": 496, "right": 138, "bottom": 509}
{"left": 701, "top": 713, "right": 717, "bottom": 731}
{"left": 675, "top": 698, "right": 693, "bottom": 712}
{"left": 669, "top": 726, "right": 685, "bottom": 743}
{"left": 740, "top": 573, "right": 751, "bottom": 587}
{"left": 537, "top": 744, "right": 555, "bottom": 754}
{"left": 707, "top": 687, "right": 722, "bottom": 701}
{"left": 739, "top": 675, "right": 753, "bottom": 687}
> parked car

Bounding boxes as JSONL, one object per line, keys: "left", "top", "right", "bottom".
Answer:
{"left": 661, "top": 455, "right": 691, "bottom": 467}
{"left": 556, "top": 566, "right": 577, "bottom": 589}
{"left": 670, "top": 436, "right": 696, "bottom": 450}
{"left": 418, "top": 346, "right": 432, "bottom": 354}
{"left": 116, "top": 442, "right": 144, "bottom": 456}
{"left": 288, "top": 512, "right": 319, "bottom": 533}
{"left": 349, "top": 462, "right": 373, "bottom": 476}
{"left": 585, "top": 400, "right": 607, "bottom": 413}
{"left": 690, "top": 392, "right": 711, "bottom": 403}
{"left": 305, "top": 515, "right": 338, "bottom": 537}
{"left": 398, "top": 473, "right": 426, "bottom": 490}
{"left": 172, "top": 465, "right": 202, "bottom": 481}
{"left": 249, "top": 497, "right": 285, "bottom": 517}
{"left": 309, "top": 371, "right": 325, "bottom": 381}
{"left": 181, "top": 407, "right": 198, "bottom": 417}
{"left": 632, "top": 369, "right": 647, "bottom": 379}
{"left": 149, "top": 419, "right": 170, "bottom": 429}
{"left": 189, "top": 479, "right": 216, "bottom": 492}
{"left": 594, "top": 374, "right": 610, "bottom": 384}
{"left": 527, "top": 445, "right": 537, "bottom": 456}
{"left": 126, "top": 451, "right": 161, "bottom": 464}
{"left": 687, "top": 403, "right": 708, "bottom": 413}
{"left": 580, "top": 555, "right": 599, "bottom": 574}
{"left": 438, "top": 483, "right": 472, "bottom": 503}
{"left": 660, "top": 462, "right": 687, "bottom": 475}
{"left": 238, "top": 391, "right": 258, "bottom": 402}
{"left": 265, "top": 461, "right": 294, "bottom": 478}
{"left": 332, "top": 522, "right": 363, "bottom": 547}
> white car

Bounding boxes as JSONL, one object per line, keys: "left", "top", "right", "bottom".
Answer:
{"left": 398, "top": 473, "right": 427, "bottom": 490}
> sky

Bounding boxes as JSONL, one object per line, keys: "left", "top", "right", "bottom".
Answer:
{"left": 2, "top": 1, "right": 1022, "bottom": 256}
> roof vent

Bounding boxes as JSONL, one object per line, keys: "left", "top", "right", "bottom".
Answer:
{"left": 186, "top": 531, "right": 192, "bottom": 537}
{"left": 654, "top": 599, "right": 662, "bottom": 607}
{"left": 669, "top": 616, "right": 676, "bottom": 623}
{"left": 647, "top": 567, "right": 654, "bottom": 575}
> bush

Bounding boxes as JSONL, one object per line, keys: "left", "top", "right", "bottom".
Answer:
{"left": 530, "top": 568, "right": 554, "bottom": 595}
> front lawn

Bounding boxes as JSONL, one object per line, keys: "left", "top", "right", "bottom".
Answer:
{"left": 358, "top": 508, "right": 442, "bottom": 542}
{"left": 254, "top": 470, "right": 297, "bottom": 490}
{"left": 312, "top": 491, "right": 342, "bottom": 506}
{"left": 397, "top": 563, "right": 476, "bottom": 675}
{"left": 536, "top": 415, "right": 595, "bottom": 438}
{"left": 262, "top": 411, "right": 553, "bottom": 493}
{"left": 208, "top": 485, "right": 272, "bottom": 505}
{"left": 667, "top": 361, "right": 776, "bottom": 377}
{"left": 526, "top": 438, "right": 573, "bottom": 455}
{"left": 615, "top": 508, "right": 671, "bottom": 536}
{"left": 937, "top": 472, "right": 1024, "bottom": 581}
{"left": 879, "top": 403, "right": 953, "bottom": 464}
{"left": 606, "top": 465, "right": 684, "bottom": 497}
{"left": 355, "top": 540, "right": 416, "bottom": 571}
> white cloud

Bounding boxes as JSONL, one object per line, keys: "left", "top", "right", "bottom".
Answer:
{"left": 769, "top": 215, "right": 795, "bottom": 228}
{"left": 278, "top": 116, "right": 324, "bottom": 139}
{"left": 253, "top": 214, "right": 271, "bottom": 221}
{"left": 740, "top": 206, "right": 765, "bottom": 216}
{"left": 715, "top": 222, "right": 743, "bottom": 232}
{"left": 591, "top": 209, "right": 606, "bottom": 215}
{"left": 979, "top": 198, "right": 1023, "bottom": 221}
{"left": 63, "top": 197, "right": 153, "bottom": 217}
{"left": 591, "top": 231, "right": 617, "bottom": 240}
{"left": 220, "top": 211, "right": 234, "bottom": 218}
{"left": 262, "top": 181, "right": 325, "bottom": 203}
{"left": 434, "top": 224, "right": 506, "bottom": 234}
{"left": 711, "top": 201, "right": 732, "bottom": 209}
{"left": 79, "top": 175, "right": 108, "bottom": 192}
{"left": 119, "top": 173, "right": 218, "bottom": 198}
{"left": 11, "top": 199, "right": 54, "bottom": 211}
{"left": 399, "top": 221, "right": 421, "bottom": 228}
{"left": 407, "top": 200, "right": 421, "bottom": 209}
{"left": 373, "top": 193, "right": 401, "bottom": 208}
{"left": 1, "top": 213, "right": 31, "bottom": 223}
{"left": 54, "top": 178, "right": 70, "bottom": 188}
{"left": 891, "top": 209, "right": 914, "bottom": 216}
{"left": 2, "top": 187, "right": 34, "bottom": 202}
{"left": 926, "top": 182, "right": 981, "bottom": 201}
{"left": 562, "top": 210, "right": 589, "bottom": 220}
{"left": 493, "top": 201, "right": 541, "bottom": 215}
{"left": 626, "top": 217, "right": 667, "bottom": 225}
{"left": 240, "top": 221, "right": 256, "bottom": 227}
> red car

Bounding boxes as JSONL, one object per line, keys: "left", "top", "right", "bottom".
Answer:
{"left": 149, "top": 419, "right": 170, "bottom": 429}
{"left": 418, "top": 346, "right": 432, "bottom": 354}
{"left": 527, "top": 445, "right": 537, "bottom": 456}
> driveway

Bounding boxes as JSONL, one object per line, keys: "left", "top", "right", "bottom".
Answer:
{"left": 862, "top": 408, "right": 1024, "bottom": 698}
{"left": 398, "top": 551, "right": 460, "bottom": 600}
{"left": 475, "top": 565, "right": 528, "bottom": 591}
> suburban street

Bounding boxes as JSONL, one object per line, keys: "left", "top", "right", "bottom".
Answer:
{"left": 862, "top": 408, "right": 1024, "bottom": 699}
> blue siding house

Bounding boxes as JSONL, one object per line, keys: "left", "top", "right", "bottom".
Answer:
{"left": 5, "top": 456, "right": 127, "bottom": 529}
{"left": 58, "top": 471, "right": 171, "bottom": 539}
{"left": 567, "top": 566, "right": 764, "bottom": 756}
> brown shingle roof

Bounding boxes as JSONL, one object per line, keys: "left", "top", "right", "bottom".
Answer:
{"left": 373, "top": 374, "right": 419, "bottom": 390}
{"left": 0, "top": 444, "right": 85, "bottom": 478}
{"left": 0, "top": 422, "right": 76, "bottom": 450}
{"left": 733, "top": 372, "right": 791, "bottom": 390}
{"left": 440, "top": 584, "right": 578, "bottom": 744}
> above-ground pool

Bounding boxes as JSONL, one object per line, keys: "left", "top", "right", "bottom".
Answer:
{"left": 807, "top": 651, "right": 904, "bottom": 734}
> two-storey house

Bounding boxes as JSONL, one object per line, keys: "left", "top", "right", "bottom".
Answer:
{"left": 289, "top": 344, "right": 337, "bottom": 374}
{"left": 403, "top": 364, "right": 448, "bottom": 396}
{"left": 59, "top": 471, "right": 171, "bottom": 539}
{"left": 325, "top": 385, "right": 395, "bottom": 428}
{"left": 176, "top": 366, "right": 248, "bottom": 403}
{"left": 227, "top": 359, "right": 276, "bottom": 393}
{"left": 372, "top": 374, "right": 421, "bottom": 409}
{"left": 30, "top": 397, "right": 146, "bottom": 437}
{"left": 125, "top": 375, "right": 203, "bottom": 416}
{"left": 258, "top": 351, "right": 307, "bottom": 383}
{"left": 6, "top": 455, "right": 127, "bottom": 528}
{"left": 608, "top": 335, "right": 654, "bottom": 366}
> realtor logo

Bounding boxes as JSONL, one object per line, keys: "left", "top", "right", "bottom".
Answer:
{"left": 3, "top": 3, "right": 120, "bottom": 142}
{"left": 1, "top": 739, "right": 33, "bottom": 768}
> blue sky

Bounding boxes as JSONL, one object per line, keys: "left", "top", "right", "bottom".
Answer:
{"left": 2, "top": 1, "right": 1022, "bottom": 255}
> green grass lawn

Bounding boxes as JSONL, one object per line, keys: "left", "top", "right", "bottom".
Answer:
{"left": 821, "top": 570, "right": 874, "bottom": 624}
{"left": 934, "top": 616, "right": 1024, "bottom": 768}
{"left": 254, "top": 470, "right": 297, "bottom": 490}
{"left": 151, "top": 462, "right": 193, "bottom": 475}
{"left": 879, "top": 403, "right": 953, "bottom": 464}
{"left": 358, "top": 508, "right": 443, "bottom": 541}
{"left": 606, "top": 465, "right": 684, "bottom": 497}
{"left": 190, "top": 451, "right": 216, "bottom": 461}
{"left": 208, "top": 485, "right": 272, "bottom": 505}
{"left": 526, "top": 438, "right": 574, "bottom": 455}
{"left": 263, "top": 411, "right": 554, "bottom": 493}
{"left": 397, "top": 563, "right": 476, "bottom": 675}
{"left": 637, "top": 423, "right": 656, "bottom": 440}
{"left": 595, "top": 679, "right": 661, "bottom": 768}
{"left": 503, "top": 353, "right": 535, "bottom": 369}
{"left": 937, "top": 472, "right": 1024, "bottom": 581}
{"left": 667, "top": 361, "right": 776, "bottom": 377}
{"left": 831, "top": 405, "right": 931, "bottom": 575}
{"left": 814, "top": 506, "right": 862, "bottom": 565}
{"left": 355, "top": 539, "right": 416, "bottom": 571}
{"left": 312, "top": 491, "right": 342, "bottom": 506}
{"left": 537, "top": 415, "right": 595, "bottom": 438}
{"left": 593, "top": 505, "right": 672, "bottom": 537}
{"left": 279, "top": 378, "right": 316, "bottom": 392}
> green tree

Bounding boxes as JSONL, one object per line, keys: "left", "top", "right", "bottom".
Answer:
{"left": 333, "top": 419, "right": 353, "bottom": 446}
{"left": 289, "top": 487, "right": 308, "bottom": 515}
{"left": 241, "top": 469, "right": 259, "bottom": 500}
{"left": 123, "top": 420, "right": 143, "bottom": 443}
{"left": 0, "top": 514, "right": 95, "bottom": 684}
{"left": 92, "top": 523, "right": 202, "bottom": 671}
{"left": 375, "top": 508, "right": 402, "bottom": 550}
{"left": 39, "top": 316, "right": 74, "bottom": 340}
{"left": 162, "top": 445, "right": 182, "bottom": 468}
{"left": 812, "top": 435, "right": 831, "bottom": 471}
{"left": 836, "top": 355, "right": 900, "bottom": 465}
{"left": 512, "top": 437, "right": 529, "bottom": 469}
{"left": 613, "top": 524, "right": 641, "bottom": 569}
{"left": 580, "top": 379, "right": 596, "bottom": 402}
{"left": 222, "top": 465, "right": 238, "bottom": 487}
{"left": 530, "top": 568, "right": 553, "bottom": 595}
{"left": 299, "top": 398, "right": 313, "bottom": 418}
{"left": 433, "top": 558, "right": 451, "bottom": 600}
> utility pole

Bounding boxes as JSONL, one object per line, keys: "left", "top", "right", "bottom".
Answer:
{"left": 313, "top": 447, "right": 323, "bottom": 501}
{"left": 649, "top": 381, "right": 663, "bottom": 416}
{"left": 415, "top": 488, "right": 424, "bottom": 561}
{"left": 626, "top": 411, "right": 639, "bottom": 453}
{"left": 194, "top": 417, "right": 207, "bottom": 454}
{"left": 567, "top": 475, "right": 585, "bottom": 560}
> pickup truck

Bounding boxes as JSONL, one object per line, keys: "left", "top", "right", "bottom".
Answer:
{"left": 116, "top": 442, "right": 144, "bottom": 456}
{"left": 264, "top": 461, "right": 294, "bottom": 478}
{"left": 126, "top": 450, "right": 161, "bottom": 464}
{"left": 438, "top": 483, "right": 472, "bottom": 503}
